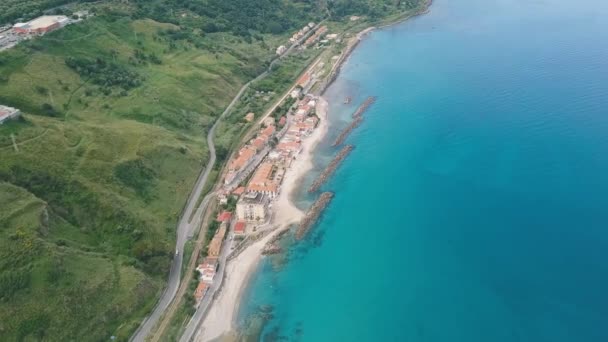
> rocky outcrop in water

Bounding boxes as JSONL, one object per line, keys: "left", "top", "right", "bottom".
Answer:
{"left": 295, "top": 192, "right": 334, "bottom": 240}
{"left": 332, "top": 117, "right": 363, "bottom": 147}
{"left": 309, "top": 145, "right": 354, "bottom": 193}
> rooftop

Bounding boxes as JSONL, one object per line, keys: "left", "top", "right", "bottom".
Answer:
{"left": 232, "top": 187, "right": 246, "bottom": 196}
{"left": 234, "top": 221, "right": 246, "bottom": 234}
{"left": 216, "top": 211, "right": 232, "bottom": 223}
{"left": 16, "top": 15, "right": 68, "bottom": 30}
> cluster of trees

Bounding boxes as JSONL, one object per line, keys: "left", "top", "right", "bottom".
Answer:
{"left": 328, "top": 0, "right": 424, "bottom": 20}
{"left": 0, "top": 166, "right": 168, "bottom": 275}
{"left": 133, "top": 0, "right": 315, "bottom": 37}
{"left": 131, "top": 49, "right": 162, "bottom": 66}
{"left": 0, "top": 268, "right": 31, "bottom": 300}
{"left": 65, "top": 56, "right": 143, "bottom": 91}
{"left": 113, "top": 158, "right": 156, "bottom": 199}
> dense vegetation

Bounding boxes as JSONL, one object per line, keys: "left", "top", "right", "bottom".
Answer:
{"left": 65, "top": 56, "right": 143, "bottom": 91}
{"left": 132, "top": 0, "right": 317, "bottom": 37}
{"left": 0, "top": 0, "right": 426, "bottom": 340}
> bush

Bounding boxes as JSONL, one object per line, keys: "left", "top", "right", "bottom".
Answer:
{"left": 65, "top": 56, "right": 143, "bottom": 91}
{"left": 114, "top": 159, "right": 156, "bottom": 198}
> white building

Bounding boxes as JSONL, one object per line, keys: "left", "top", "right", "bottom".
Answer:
{"left": 290, "top": 88, "right": 302, "bottom": 99}
{"left": 0, "top": 105, "right": 20, "bottom": 124}
{"left": 236, "top": 192, "right": 268, "bottom": 222}
{"left": 276, "top": 45, "right": 287, "bottom": 55}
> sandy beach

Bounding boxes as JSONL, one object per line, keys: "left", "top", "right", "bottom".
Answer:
{"left": 195, "top": 98, "right": 330, "bottom": 342}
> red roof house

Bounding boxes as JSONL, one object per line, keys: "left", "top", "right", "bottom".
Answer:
{"left": 216, "top": 211, "right": 232, "bottom": 223}
{"left": 234, "top": 221, "right": 246, "bottom": 235}
{"left": 232, "top": 187, "right": 246, "bottom": 196}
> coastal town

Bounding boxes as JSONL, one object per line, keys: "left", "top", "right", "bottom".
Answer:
{"left": 191, "top": 84, "right": 324, "bottom": 305}
{"left": 169, "top": 19, "right": 384, "bottom": 342}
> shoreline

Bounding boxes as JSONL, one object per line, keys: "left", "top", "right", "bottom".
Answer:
{"left": 193, "top": 2, "right": 433, "bottom": 338}
{"left": 195, "top": 98, "right": 329, "bottom": 342}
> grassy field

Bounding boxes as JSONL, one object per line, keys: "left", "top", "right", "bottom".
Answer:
{"left": 0, "top": 7, "right": 278, "bottom": 341}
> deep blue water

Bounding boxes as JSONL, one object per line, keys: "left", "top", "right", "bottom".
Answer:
{"left": 237, "top": 0, "right": 608, "bottom": 341}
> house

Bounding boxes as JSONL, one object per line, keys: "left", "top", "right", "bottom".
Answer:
{"left": 207, "top": 223, "right": 227, "bottom": 257}
{"left": 261, "top": 124, "right": 275, "bottom": 138}
{"left": 297, "top": 73, "right": 312, "bottom": 89}
{"left": 196, "top": 257, "right": 218, "bottom": 284}
{"left": 263, "top": 117, "right": 275, "bottom": 127}
{"left": 276, "top": 141, "right": 302, "bottom": 155}
{"left": 232, "top": 186, "right": 246, "bottom": 197}
{"left": 216, "top": 211, "right": 232, "bottom": 223}
{"left": 251, "top": 137, "right": 266, "bottom": 151}
{"left": 290, "top": 88, "right": 301, "bottom": 99}
{"left": 236, "top": 192, "right": 268, "bottom": 222}
{"left": 245, "top": 112, "right": 255, "bottom": 122}
{"left": 228, "top": 146, "right": 256, "bottom": 172}
{"left": 279, "top": 116, "right": 287, "bottom": 127}
{"left": 276, "top": 45, "right": 287, "bottom": 55}
{"left": 246, "top": 162, "right": 279, "bottom": 198}
{"left": 234, "top": 221, "right": 246, "bottom": 235}
{"left": 194, "top": 282, "right": 208, "bottom": 302}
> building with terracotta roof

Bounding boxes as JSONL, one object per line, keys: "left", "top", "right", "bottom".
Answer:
{"left": 279, "top": 116, "right": 287, "bottom": 126}
{"left": 216, "top": 211, "right": 232, "bottom": 223}
{"left": 277, "top": 141, "right": 302, "bottom": 155}
{"left": 297, "top": 73, "right": 311, "bottom": 89}
{"left": 252, "top": 137, "right": 267, "bottom": 151}
{"left": 261, "top": 124, "right": 276, "bottom": 138}
{"left": 232, "top": 187, "right": 246, "bottom": 196}
{"left": 207, "top": 223, "right": 227, "bottom": 257}
{"left": 229, "top": 146, "right": 256, "bottom": 172}
{"left": 194, "top": 282, "right": 208, "bottom": 302}
{"left": 247, "top": 162, "right": 279, "bottom": 198}
{"left": 234, "top": 221, "right": 246, "bottom": 235}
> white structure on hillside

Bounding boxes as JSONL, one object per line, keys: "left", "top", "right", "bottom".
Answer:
{"left": 276, "top": 45, "right": 287, "bottom": 55}
{"left": 0, "top": 105, "right": 20, "bottom": 124}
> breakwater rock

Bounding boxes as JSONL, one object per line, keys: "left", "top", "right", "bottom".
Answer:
{"left": 295, "top": 192, "right": 334, "bottom": 240}
{"left": 353, "top": 96, "right": 377, "bottom": 118}
{"left": 332, "top": 116, "right": 363, "bottom": 147}
{"left": 309, "top": 145, "right": 354, "bottom": 193}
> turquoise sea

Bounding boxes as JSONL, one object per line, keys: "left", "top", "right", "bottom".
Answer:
{"left": 238, "top": 0, "right": 608, "bottom": 341}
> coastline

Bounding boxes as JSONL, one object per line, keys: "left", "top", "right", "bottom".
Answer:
{"left": 192, "top": 2, "right": 433, "bottom": 339}
{"left": 195, "top": 98, "right": 329, "bottom": 342}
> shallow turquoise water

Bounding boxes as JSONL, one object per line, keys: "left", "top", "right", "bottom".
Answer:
{"left": 238, "top": 0, "right": 608, "bottom": 341}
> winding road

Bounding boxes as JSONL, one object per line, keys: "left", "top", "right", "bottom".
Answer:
{"left": 130, "top": 24, "right": 323, "bottom": 342}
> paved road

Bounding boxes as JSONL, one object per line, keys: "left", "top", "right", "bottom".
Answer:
{"left": 131, "top": 23, "right": 325, "bottom": 342}
{"left": 131, "top": 65, "right": 262, "bottom": 342}
{"left": 130, "top": 25, "right": 323, "bottom": 342}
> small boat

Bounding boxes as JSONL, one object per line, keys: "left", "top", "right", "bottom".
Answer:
{"left": 343, "top": 96, "right": 352, "bottom": 104}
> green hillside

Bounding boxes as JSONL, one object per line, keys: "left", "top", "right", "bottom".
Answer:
{"left": 0, "top": 0, "right": 425, "bottom": 340}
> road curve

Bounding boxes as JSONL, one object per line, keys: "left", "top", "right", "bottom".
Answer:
{"left": 129, "top": 31, "right": 315, "bottom": 341}
{"left": 131, "top": 74, "right": 259, "bottom": 342}
{"left": 130, "top": 23, "right": 324, "bottom": 342}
